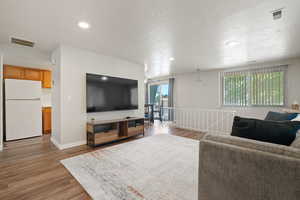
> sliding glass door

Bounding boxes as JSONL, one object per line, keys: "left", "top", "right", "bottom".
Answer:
{"left": 149, "top": 82, "right": 169, "bottom": 121}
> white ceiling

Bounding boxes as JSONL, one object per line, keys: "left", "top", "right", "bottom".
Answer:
{"left": 0, "top": 0, "right": 300, "bottom": 77}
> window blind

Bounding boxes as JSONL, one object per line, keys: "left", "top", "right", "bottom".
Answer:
{"left": 221, "top": 65, "right": 287, "bottom": 107}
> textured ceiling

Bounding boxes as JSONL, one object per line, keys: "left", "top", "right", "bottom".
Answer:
{"left": 0, "top": 0, "right": 299, "bottom": 77}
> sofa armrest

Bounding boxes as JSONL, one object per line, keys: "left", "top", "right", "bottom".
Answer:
{"left": 198, "top": 139, "right": 300, "bottom": 200}
{"left": 204, "top": 134, "right": 300, "bottom": 159}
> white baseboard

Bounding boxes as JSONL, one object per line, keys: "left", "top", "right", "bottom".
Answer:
{"left": 50, "top": 137, "right": 61, "bottom": 149}
{"left": 60, "top": 140, "right": 87, "bottom": 150}
{"left": 50, "top": 137, "right": 86, "bottom": 150}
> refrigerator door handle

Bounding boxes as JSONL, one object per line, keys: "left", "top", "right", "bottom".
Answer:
{"left": 6, "top": 98, "right": 41, "bottom": 101}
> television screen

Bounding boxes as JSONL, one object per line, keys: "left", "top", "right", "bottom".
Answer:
{"left": 86, "top": 73, "right": 138, "bottom": 113}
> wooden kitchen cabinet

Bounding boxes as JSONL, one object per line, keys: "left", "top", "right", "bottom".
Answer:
{"left": 24, "top": 68, "right": 42, "bottom": 81}
{"left": 42, "top": 70, "right": 52, "bottom": 88}
{"left": 3, "top": 65, "right": 25, "bottom": 79}
{"left": 42, "top": 107, "right": 52, "bottom": 134}
{"left": 3, "top": 65, "right": 52, "bottom": 88}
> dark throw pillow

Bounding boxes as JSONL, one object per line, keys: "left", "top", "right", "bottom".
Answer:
{"left": 264, "top": 111, "right": 298, "bottom": 121}
{"left": 231, "top": 116, "right": 299, "bottom": 146}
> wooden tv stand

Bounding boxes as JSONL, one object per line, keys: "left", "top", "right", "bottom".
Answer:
{"left": 86, "top": 117, "right": 144, "bottom": 147}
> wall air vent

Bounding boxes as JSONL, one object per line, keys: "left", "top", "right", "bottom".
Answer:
{"left": 271, "top": 8, "right": 284, "bottom": 20}
{"left": 10, "top": 37, "right": 35, "bottom": 47}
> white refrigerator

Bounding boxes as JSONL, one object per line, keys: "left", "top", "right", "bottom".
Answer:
{"left": 5, "top": 79, "right": 42, "bottom": 141}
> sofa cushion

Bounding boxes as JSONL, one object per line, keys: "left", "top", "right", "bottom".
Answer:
{"left": 231, "top": 116, "right": 299, "bottom": 146}
{"left": 291, "top": 131, "right": 300, "bottom": 149}
{"left": 291, "top": 114, "right": 300, "bottom": 122}
{"left": 204, "top": 134, "right": 300, "bottom": 159}
{"left": 291, "top": 137, "right": 300, "bottom": 149}
{"left": 291, "top": 115, "right": 300, "bottom": 134}
{"left": 264, "top": 111, "right": 298, "bottom": 121}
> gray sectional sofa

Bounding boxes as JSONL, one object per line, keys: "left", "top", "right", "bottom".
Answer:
{"left": 198, "top": 134, "right": 300, "bottom": 200}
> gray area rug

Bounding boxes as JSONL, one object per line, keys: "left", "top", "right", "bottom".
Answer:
{"left": 61, "top": 134, "right": 199, "bottom": 200}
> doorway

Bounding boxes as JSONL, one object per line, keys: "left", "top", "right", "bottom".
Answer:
{"left": 148, "top": 82, "right": 169, "bottom": 121}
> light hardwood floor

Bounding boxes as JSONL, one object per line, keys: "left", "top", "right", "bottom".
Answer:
{"left": 0, "top": 122, "right": 204, "bottom": 200}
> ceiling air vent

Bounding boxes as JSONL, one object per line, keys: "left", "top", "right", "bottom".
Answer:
{"left": 11, "top": 37, "right": 35, "bottom": 47}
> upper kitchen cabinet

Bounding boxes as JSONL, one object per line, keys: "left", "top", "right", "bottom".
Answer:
{"left": 42, "top": 70, "right": 52, "bottom": 88}
{"left": 3, "top": 65, "right": 52, "bottom": 88}
{"left": 3, "top": 65, "right": 25, "bottom": 79}
{"left": 24, "top": 68, "right": 42, "bottom": 81}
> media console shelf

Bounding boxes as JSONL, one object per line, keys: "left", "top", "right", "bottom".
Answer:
{"left": 86, "top": 117, "right": 144, "bottom": 147}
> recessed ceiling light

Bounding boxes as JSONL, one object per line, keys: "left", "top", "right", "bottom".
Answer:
{"left": 225, "top": 41, "right": 240, "bottom": 47}
{"left": 78, "top": 21, "right": 90, "bottom": 29}
{"left": 101, "top": 76, "right": 108, "bottom": 81}
{"left": 169, "top": 57, "right": 175, "bottom": 61}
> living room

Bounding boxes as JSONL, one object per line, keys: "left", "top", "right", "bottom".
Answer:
{"left": 1, "top": 0, "right": 300, "bottom": 200}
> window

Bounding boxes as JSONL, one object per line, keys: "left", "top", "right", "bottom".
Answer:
{"left": 222, "top": 66, "right": 287, "bottom": 107}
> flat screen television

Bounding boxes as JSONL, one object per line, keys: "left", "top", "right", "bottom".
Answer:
{"left": 86, "top": 73, "right": 138, "bottom": 113}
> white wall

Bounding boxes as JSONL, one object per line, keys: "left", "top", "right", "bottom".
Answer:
{"left": 0, "top": 51, "right": 3, "bottom": 151}
{"left": 174, "top": 70, "right": 220, "bottom": 109}
{"left": 50, "top": 47, "right": 62, "bottom": 145}
{"left": 51, "top": 45, "right": 144, "bottom": 148}
{"left": 174, "top": 58, "right": 300, "bottom": 119}
{"left": 0, "top": 44, "right": 52, "bottom": 69}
